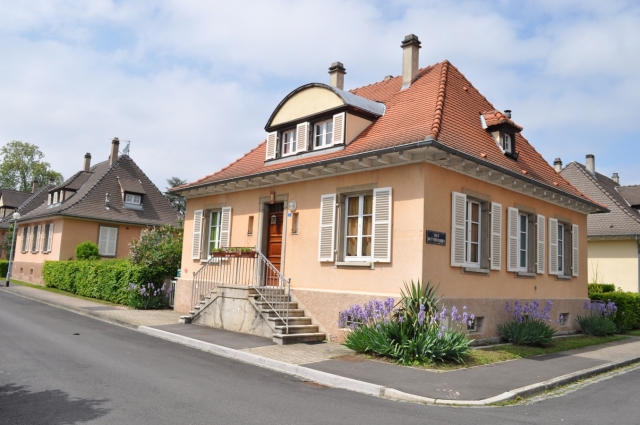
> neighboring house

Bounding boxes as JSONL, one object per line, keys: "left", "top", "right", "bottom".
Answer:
{"left": 560, "top": 156, "right": 640, "bottom": 292}
{"left": 0, "top": 188, "right": 33, "bottom": 219}
{"left": 11, "top": 138, "right": 179, "bottom": 284}
{"left": 171, "top": 35, "right": 606, "bottom": 342}
{"left": 0, "top": 181, "right": 57, "bottom": 259}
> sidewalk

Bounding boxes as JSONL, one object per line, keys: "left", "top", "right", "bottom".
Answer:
{"left": 3, "top": 284, "right": 640, "bottom": 406}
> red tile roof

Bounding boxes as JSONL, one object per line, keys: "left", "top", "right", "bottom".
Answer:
{"left": 481, "top": 110, "right": 523, "bottom": 131}
{"left": 177, "top": 60, "right": 596, "bottom": 205}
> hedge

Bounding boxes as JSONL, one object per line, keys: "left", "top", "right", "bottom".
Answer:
{"left": 42, "top": 259, "right": 163, "bottom": 304}
{"left": 588, "top": 283, "right": 616, "bottom": 296}
{"left": 590, "top": 292, "right": 640, "bottom": 331}
{"left": 0, "top": 260, "right": 8, "bottom": 278}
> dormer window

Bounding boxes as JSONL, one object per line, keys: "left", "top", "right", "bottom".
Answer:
{"left": 503, "top": 133, "right": 513, "bottom": 154}
{"left": 481, "top": 110, "right": 522, "bottom": 160}
{"left": 125, "top": 193, "right": 142, "bottom": 205}
{"left": 314, "top": 119, "right": 333, "bottom": 148}
{"left": 281, "top": 129, "right": 297, "bottom": 156}
{"left": 53, "top": 192, "right": 59, "bottom": 204}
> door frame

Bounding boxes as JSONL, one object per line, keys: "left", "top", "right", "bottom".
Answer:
{"left": 257, "top": 193, "right": 288, "bottom": 276}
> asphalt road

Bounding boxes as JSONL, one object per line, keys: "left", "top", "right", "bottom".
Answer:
{"left": 1, "top": 289, "right": 639, "bottom": 425}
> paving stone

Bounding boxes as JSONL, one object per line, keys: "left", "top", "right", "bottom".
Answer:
{"left": 242, "top": 342, "right": 354, "bottom": 365}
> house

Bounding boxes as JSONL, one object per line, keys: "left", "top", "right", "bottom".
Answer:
{"left": 170, "top": 35, "right": 606, "bottom": 343}
{"left": 10, "top": 138, "right": 180, "bottom": 284}
{"left": 0, "top": 181, "right": 57, "bottom": 259}
{"left": 560, "top": 156, "right": 640, "bottom": 292}
{"left": 0, "top": 188, "right": 33, "bottom": 219}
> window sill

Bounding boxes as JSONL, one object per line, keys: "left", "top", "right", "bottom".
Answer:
{"left": 336, "top": 261, "right": 372, "bottom": 268}
{"left": 463, "top": 267, "right": 489, "bottom": 274}
{"left": 123, "top": 203, "right": 143, "bottom": 211}
{"left": 516, "top": 272, "right": 536, "bottom": 278}
{"left": 555, "top": 274, "right": 572, "bottom": 280}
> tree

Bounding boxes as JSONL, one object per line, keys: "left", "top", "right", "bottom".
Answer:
{"left": 164, "top": 176, "right": 187, "bottom": 215}
{"left": 0, "top": 141, "right": 64, "bottom": 192}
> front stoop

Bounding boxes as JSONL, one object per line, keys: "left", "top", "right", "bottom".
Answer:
{"left": 181, "top": 286, "right": 325, "bottom": 345}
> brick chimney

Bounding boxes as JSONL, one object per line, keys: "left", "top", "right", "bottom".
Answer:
{"left": 32, "top": 180, "right": 38, "bottom": 193}
{"left": 586, "top": 154, "right": 595, "bottom": 176}
{"left": 110, "top": 138, "right": 120, "bottom": 166}
{"left": 553, "top": 158, "right": 563, "bottom": 173}
{"left": 401, "top": 34, "right": 421, "bottom": 88}
{"left": 84, "top": 153, "right": 91, "bottom": 172}
{"left": 328, "top": 62, "right": 346, "bottom": 90}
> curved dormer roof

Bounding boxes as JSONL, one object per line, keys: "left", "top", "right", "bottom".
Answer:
{"left": 265, "top": 83, "right": 385, "bottom": 130}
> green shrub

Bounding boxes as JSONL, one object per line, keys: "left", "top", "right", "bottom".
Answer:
{"left": 0, "top": 259, "right": 9, "bottom": 277}
{"left": 127, "top": 281, "right": 172, "bottom": 309}
{"left": 590, "top": 292, "right": 640, "bottom": 330}
{"left": 42, "top": 259, "right": 169, "bottom": 307}
{"left": 129, "top": 225, "right": 182, "bottom": 279}
{"left": 588, "top": 283, "right": 616, "bottom": 296}
{"left": 576, "top": 315, "right": 617, "bottom": 336}
{"left": 75, "top": 241, "right": 100, "bottom": 261}
{"left": 498, "top": 300, "right": 556, "bottom": 345}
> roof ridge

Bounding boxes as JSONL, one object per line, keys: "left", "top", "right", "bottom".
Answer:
{"left": 348, "top": 62, "right": 440, "bottom": 94}
{"left": 430, "top": 60, "right": 450, "bottom": 139}
{"left": 17, "top": 184, "right": 54, "bottom": 210}
{"left": 116, "top": 156, "right": 179, "bottom": 214}
{"left": 445, "top": 62, "right": 498, "bottom": 112}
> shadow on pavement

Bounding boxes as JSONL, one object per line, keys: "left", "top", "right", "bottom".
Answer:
{"left": 0, "top": 383, "right": 110, "bottom": 425}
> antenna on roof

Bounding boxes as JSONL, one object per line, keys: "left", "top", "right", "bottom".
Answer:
{"left": 122, "top": 141, "right": 130, "bottom": 156}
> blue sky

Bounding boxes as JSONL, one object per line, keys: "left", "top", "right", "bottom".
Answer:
{"left": 1, "top": 0, "right": 639, "bottom": 190}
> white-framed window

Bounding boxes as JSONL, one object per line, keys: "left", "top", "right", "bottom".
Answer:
{"left": 125, "top": 193, "right": 142, "bottom": 205}
{"left": 518, "top": 213, "right": 528, "bottom": 271}
{"left": 207, "top": 210, "right": 222, "bottom": 257}
{"left": 557, "top": 223, "right": 565, "bottom": 274}
{"left": 344, "top": 194, "right": 373, "bottom": 260}
{"left": 98, "top": 226, "right": 118, "bottom": 257}
{"left": 42, "top": 223, "right": 54, "bottom": 253}
{"left": 21, "top": 227, "right": 29, "bottom": 253}
{"left": 30, "top": 225, "right": 40, "bottom": 253}
{"left": 281, "top": 129, "right": 297, "bottom": 156}
{"left": 53, "top": 192, "right": 59, "bottom": 204}
{"left": 503, "top": 133, "right": 512, "bottom": 153}
{"left": 314, "top": 119, "right": 333, "bottom": 148}
{"left": 465, "top": 200, "right": 481, "bottom": 266}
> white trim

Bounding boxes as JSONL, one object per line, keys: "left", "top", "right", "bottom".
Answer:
{"left": 450, "top": 192, "right": 466, "bottom": 267}
{"left": 191, "top": 209, "right": 203, "bottom": 259}
{"left": 536, "top": 214, "right": 545, "bottom": 274}
{"left": 507, "top": 207, "right": 519, "bottom": 272}
{"left": 517, "top": 212, "right": 528, "bottom": 271}
{"left": 372, "top": 187, "right": 392, "bottom": 262}
{"left": 490, "top": 202, "right": 502, "bottom": 270}
{"left": 572, "top": 223, "right": 579, "bottom": 277}
{"left": 549, "top": 217, "right": 559, "bottom": 275}
{"left": 265, "top": 131, "right": 277, "bottom": 160}
{"left": 332, "top": 112, "right": 345, "bottom": 145}
{"left": 219, "top": 207, "right": 232, "bottom": 248}
{"left": 296, "top": 122, "right": 309, "bottom": 153}
{"left": 318, "top": 194, "right": 336, "bottom": 262}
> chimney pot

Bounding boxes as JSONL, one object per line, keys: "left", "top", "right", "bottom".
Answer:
{"left": 586, "top": 154, "right": 596, "bottom": 176}
{"left": 84, "top": 152, "right": 92, "bottom": 172}
{"left": 110, "top": 138, "right": 120, "bottom": 166}
{"left": 612, "top": 173, "right": 620, "bottom": 185}
{"left": 401, "top": 34, "right": 421, "bottom": 88}
{"left": 504, "top": 110, "right": 512, "bottom": 119}
{"left": 328, "top": 62, "right": 346, "bottom": 90}
{"left": 32, "top": 180, "right": 39, "bottom": 193}
{"left": 553, "top": 158, "right": 563, "bottom": 173}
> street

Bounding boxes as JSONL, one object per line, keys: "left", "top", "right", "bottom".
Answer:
{"left": 1, "top": 290, "right": 638, "bottom": 425}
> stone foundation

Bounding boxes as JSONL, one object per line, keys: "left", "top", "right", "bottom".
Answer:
{"left": 10, "top": 261, "right": 45, "bottom": 285}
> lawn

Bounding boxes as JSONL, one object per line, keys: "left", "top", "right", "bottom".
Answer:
{"left": 626, "top": 329, "right": 640, "bottom": 337}
{"left": 2, "top": 277, "right": 121, "bottom": 307}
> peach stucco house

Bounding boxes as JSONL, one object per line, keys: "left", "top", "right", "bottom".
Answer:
{"left": 10, "top": 139, "right": 179, "bottom": 284}
{"left": 171, "top": 35, "right": 606, "bottom": 343}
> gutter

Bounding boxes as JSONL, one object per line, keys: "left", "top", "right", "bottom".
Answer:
{"left": 172, "top": 138, "right": 607, "bottom": 213}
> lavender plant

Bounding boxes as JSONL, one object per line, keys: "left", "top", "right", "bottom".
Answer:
{"left": 126, "top": 281, "right": 172, "bottom": 309}
{"left": 576, "top": 300, "right": 618, "bottom": 336}
{"left": 497, "top": 300, "right": 556, "bottom": 345}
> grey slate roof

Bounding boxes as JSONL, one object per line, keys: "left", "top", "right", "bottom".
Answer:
{"left": 617, "top": 186, "right": 640, "bottom": 208}
{"left": 561, "top": 162, "right": 640, "bottom": 236}
{"left": 18, "top": 155, "right": 179, "bottom": 227}
{"left": 0, "top": 189, "right": 33, "bottom": 209}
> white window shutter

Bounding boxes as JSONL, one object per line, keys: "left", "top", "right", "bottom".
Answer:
{"left": 332, "top": 112, "right": 345, "bottom": 145}
{"left": 572, "top": 224, "right": 579, "bottom": 277}
{"left": 450, "top": 192, "right": 466, "bottom": 267}
{"left": 536, "top": 214, "right": 545, "bottom": 274}
{"left": 318, "top": 194, "right": 336, "bottom": 262}
{"left": 47, "top": 224, "right": 54, "bottom": 253}
{"left": 296, "top": 122, "right": 308, "bottom": 153}
{"left": 98, "top": 227, "right": 108, "bottom": 256}
{"left": 549, "top": 218, "right": 559, "bottom": 275}
{"left": 507, "top": 207, "right": 519, "bottom": 272}
{"left": 372, "top": 187, "right": 392, "bottom": 262}
{"left": 265, "top": 132, "right": 277, "bottom": 160}
{"left": 220, "top": 207, "right": 232, "bottom": 248}
{"left": 36, "top": 225, "right": 42, "bottom": 252}
{"left": 191, "top": 210, "right": 203, "bottom": 259}
{"left": 107, "top": 228, "right": 118, "bottom": 256}
{"left": 490, "top": 202, "right": 502, "bottom": 270}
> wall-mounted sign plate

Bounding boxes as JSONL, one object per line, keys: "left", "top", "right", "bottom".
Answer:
{"left": 426, "top": 230, "right": 446, "bottom": 246}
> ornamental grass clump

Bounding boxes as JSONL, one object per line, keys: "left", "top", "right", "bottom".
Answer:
{"left": 497, "top": 300, "right": 556, "bottom": 346}
{"left": 339, "top": 280, "right": 474, "bottom": 364}
{"left": 576, "top": 300, "right": 618, "bottom": 336}
{"left": 127, "top": 281, "right": 173, "bottom": 309}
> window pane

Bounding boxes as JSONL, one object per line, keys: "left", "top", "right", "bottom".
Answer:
{"left": 347, "top": 217, "right": 358, "bottom": 236}
{"left": 470, "top": 243, "right": 478, "bottom": 263}
{"left": 520, "top": 250, "right": 526, "bottom": 268}
{"left": 347, "top": 197, "right": 359, "bottom": 215}
{"left": 471, "top": 223, "right": 479, "bottom": 242}
{"left": 471, "top": 203, "right": 479, "bottom": 222}
{"left": 346, "top": 237, "right": 357, "bottom": 256}
{"left": 362, "top": 236, "right": 372, "bottom": 256}
{"left": 363, "top": 195, "right": 373, "bottom": 215}
{"left": 362, "top": 216, "right": 372, "bottom": 236}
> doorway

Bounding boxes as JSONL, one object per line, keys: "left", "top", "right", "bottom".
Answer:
{"left": 265, "top": 203, "right": 284, "bottom": 285}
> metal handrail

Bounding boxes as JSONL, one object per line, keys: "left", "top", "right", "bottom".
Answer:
{"left": 254, "top": 251, "right": 291, "bottom": 334}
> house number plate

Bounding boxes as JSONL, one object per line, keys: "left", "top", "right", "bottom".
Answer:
{"left": 426, "top": 230, "right": 446, "bottom": 246}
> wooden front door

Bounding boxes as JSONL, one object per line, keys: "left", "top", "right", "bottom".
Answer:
{"left": 265, "top": 203, "right": 284, "bottom": 285}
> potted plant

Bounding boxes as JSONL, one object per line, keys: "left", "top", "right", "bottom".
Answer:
{"left": 211, "top": 247, "right": 226, "bottom": 257}
{"left": 239, "top": 247, "right": 257, "bottom": 258}
{"left": 226, "top": 247, "right": 241, "bottom": 257}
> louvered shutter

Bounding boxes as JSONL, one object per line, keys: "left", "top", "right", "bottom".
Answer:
{"left": 450, "top": 192, "right": 466, "bottom": 267}
{"left": 220, "top": 207, "right": 232, "bottom": 248}
{"left": 191, "top": 210, "right": 203, "bottom": 259}
{"left": 318, "top": 194, "right": 336, "bottom": 262}
{"left": 296, "top": 122, "right": 308, "bottom": 153}
{"left": 35, "top": 225, "right": 42, "bottom": 252}
{"left": 98, "top": 227, "right": 108, "bottom": 256}
{"left": 536, "top": 215, "right": 545, "bottom": 274}
{"left": 265, "top": 132, "right": 277, "bottom": 160}
{"left": 332, "top": 112, "right": 345, "bottom": 145}
{"left": 507, "top": 207, "right": 519, "bottom": 272}
{"left": 372, "top": 187, "right": 392, "bottom": 262}
{"left": 548, "top": 218, "right": 559, "bottom": 275}
{"left": 46, "top": 224, "right": 54, "bottom": 253}
{"left": 490, "top": 202, "right": 502, "bottom": 270}
{"left": 572, "top": 224, "right": 579, "bottom": 277}
{"left": 106, "top": 227, "right": 118, "bottom": 256}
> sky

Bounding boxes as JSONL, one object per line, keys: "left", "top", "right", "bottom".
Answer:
{"left": 1, "top": 0, "right": 639, "bottom": 191}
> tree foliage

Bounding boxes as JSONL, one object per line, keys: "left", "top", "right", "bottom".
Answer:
{"left": 129, "top": 225, "right": 183, "bottom": 279}
{"left": 164, "top": 176, "right": 187, "bottom": 215}
{"left": 0, "top": 141, "right": 64, "bottom": 192}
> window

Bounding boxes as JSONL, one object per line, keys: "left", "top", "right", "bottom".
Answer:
{"left": 503, "top": 133, "right": 512, "bottom": 153}
{"left": 518, "top": 213, "right": 528, "bottom": 271}
{"left": 125, "top": 193, "right": 142, "bottom": 205}
{"left": 207, "top": 210, "right": 221, "bottom": 257}
{"left": 21, "top": 227, "right": 29, "bottom": 253}
{"left": 344, "top": 194, "right": 373, "bottom": 260}
{"left": 465, "top": 201, "right": 481, "bottom": 266}
{"left": 247, "top": 215, "right": 254, "bottom": 236}
{"left": 291, "top": 212, "right": 299, "bottom": 234}
{"left": 30, "top": 226, "right": 40, "bottom": 253}
{"left": 42, "top": 223, "right": 54, "bottom": 253}
{"left": 314, "top": 120, "right": 333, "bottom": 148}
{"left": 281, "top": 129, "right": 297, "bottom": 156}
{"left": 557, "top": 223, "right": 565, "bottom": 274}
{"left": 53, "top": 192, "right": 59, "bottom": 204}
{"left": 98, "top": 226, "right": 118, "bottom": 256}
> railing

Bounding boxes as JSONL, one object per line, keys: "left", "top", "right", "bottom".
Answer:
{"left": 191, "top": 250, "right": 291, "bottom": 333}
